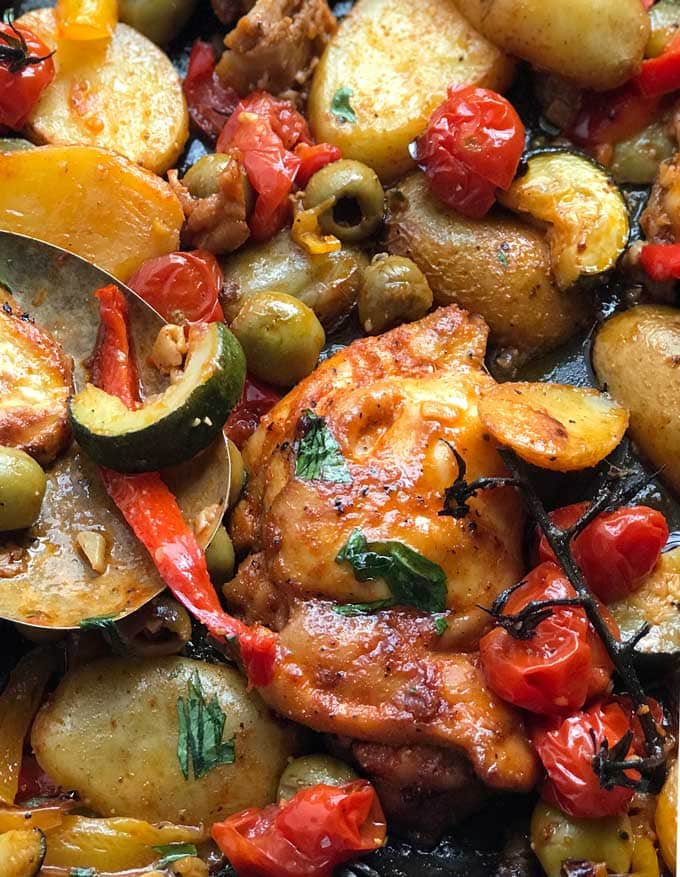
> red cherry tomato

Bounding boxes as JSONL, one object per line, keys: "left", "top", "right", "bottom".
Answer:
{"left": 639, "top": 242, "right": 680, "bottom": 280}
{"left": 532, "top": 700, "right": 638, "bottom": 818}
{"left": 294, "top": 141, "right": 342, "bottom": 188}
{"left": 536, "top": 503, "right": 668, "bottom": 604}
{"left": 479, "top": 562, "right": 616, "bottom": 715}
{"left": 127, "top": 250, "right": 225, "bottom": 325}
{"left": 211, "top": 781, "right": 386, "bottom": 877}
{"left": 413, "top": 85, "right": 525, "bottom": 218}
{"left": 224, "top": 375, "right": 280, "bottom": 448}
{"left": 183, "top": 39, "right": 239, "bottom": 141}
{"left": 0, "top": 21, "right": 55, "bottom": 130}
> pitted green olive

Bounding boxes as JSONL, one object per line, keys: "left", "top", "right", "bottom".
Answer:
{"left": 119, "top": 595, "right": 193, "bottom": 657}
{"left": 230, "top": 292, "right": 325, "bottom": 387}
{"left": 277, "top": 755, "right": 358, "bottom": 802}
{"left": 183, "top": 154, "right": 237, "bottom": 199}
{"left": 118, "top": 0, "right": 199, "bottom": 45}
{"left": 205, "top": 525, "right": 235, "bottom": 584}
{"left": 303, "top": 159, "right": 385, "bottom": 243}
{"left": 0, "top": 447, "right": 46, "bottom": 531}
{"left": 647, "top": 0, "right": 680, "bottom": 57}
{"left": 358, "top": 254, "right": 433, "bottom": 334}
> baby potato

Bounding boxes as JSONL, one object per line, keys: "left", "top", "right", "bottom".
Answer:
{"left": 656, "top": 758, "right": 677, "bottom": 873}
{"left": 17, "top": 8, "right": 188, "bottom": 174}
{"left": 453, "top": 0, "right": 649, "bottom": 91}
{"left": 592, "top": 305, "right": 680, "bottom": 494}
{"left": 308, "top": 0, "right": 514, "bottom": 181}
{"left": 478, "top": 382, "right": 629, "bottom": 471}
{"left": 0, "top": 828, "right": 46, "bottom": 877}
{"left": 31, "top": 657, "right": 298, "bottom": 827}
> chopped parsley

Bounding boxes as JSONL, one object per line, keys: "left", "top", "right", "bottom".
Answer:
{"left": 433, "top": 614, "right": 448, "bottom": 636}
{"left": 153, "top": 842, "right": 199, "bottom": 866}
{"left": 498, "top": 244, "right": 510, "bottom": 267}
{"left": 336, "top": 530, "right": 447, "bottom": 613}
{"left": 177, "top": 672, "right": 236, "bottom": 781}
{"left": 295, "top": 410, "right": 351, "bottom": 484}
{"left": 330, "top": 86, "right": 357, "bottom": 124}
{"left": 79, "top": 614, "right": 126, "bottom": 653}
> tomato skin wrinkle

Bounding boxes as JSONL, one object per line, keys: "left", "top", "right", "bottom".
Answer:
{"left": 224, "top": 374, "right": 281, "bottom": 448}
{"left": 183, "top": 39, "right": 239, "bottom": 141}
{"left": 413, "top": 85, "right": 525, "bottom": 218}
{"left": 0, "top": 22, "right": 54, "bottom": 130}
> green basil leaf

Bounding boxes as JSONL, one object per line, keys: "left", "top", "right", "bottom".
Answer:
{"left": 333, "top": 598, "right": 397, "bottom": 617}
{"left": 330, "top": 86, "right": 357, "bottom": 124}
{"left": 153, "top": 842, "right": 198, "bottom": 867}
{"left": 295, "top": 410, "right": 351, "bottom": 484}
{"left": 176, "top": 672, "right": 235, "bottom": 781}
{"left": 336, "top": 529, "right": 447, "bottom": 613}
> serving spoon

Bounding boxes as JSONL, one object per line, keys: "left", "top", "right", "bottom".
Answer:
{"left": 0, "top": 231, "right": 231, "bottom": 629}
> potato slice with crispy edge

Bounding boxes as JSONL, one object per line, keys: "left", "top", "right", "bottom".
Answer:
{"left": 478, "top": 382, "right": 628, "bottom": 471}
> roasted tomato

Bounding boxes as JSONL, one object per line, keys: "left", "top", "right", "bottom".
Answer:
{"left": 294, "top": 141, "right": 342, "bottom": 188}
{"left": 412, "top": 85, "right": 525, "bottom": 218}
{"left": 183, "top": 39, "right": 239, "bottom": 141}
{"left": 0, "top": 19, "right": 55, "bottom": 130}
{"left": 224, "top": 374, "right": 280, "bottom": 448}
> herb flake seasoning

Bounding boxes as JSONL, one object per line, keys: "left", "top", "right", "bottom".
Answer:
{"left": 330, "top": 86, "right": 357, "bottom": 124}
{"left": 295, "top": 410, "right": 352, "bottom": 484}
{"left": 176, "top": 672, "right": 236, "bottom": 781}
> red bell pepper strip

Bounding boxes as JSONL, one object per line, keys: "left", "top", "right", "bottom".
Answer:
{"left": 639, "top": 242, "right": 680, "bottom": 280}
{"left": 633, "top": 32, "right": 680, "bottom": 97}
{"left": 91, "top": 285, "right": 277, "bottom": 687}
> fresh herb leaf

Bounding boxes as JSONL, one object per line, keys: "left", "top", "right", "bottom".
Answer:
{"left": 433, "top": 614, "right": 448, "bottom": 635}
{"left": 295, "top": 410, "right": 351, "bottom": 484}
{"left": 497, "top": 248, "right": 509, "bottom": 267}
{"left": 176, "top": 672, "right": 235, "bottom": 781}
{"left": 153, "top": 842, "right": 199, "bottom": 866}
{"left": 79, "top": 614, "right": 126, "bottom": 654}
{"left": 70, "top": 869, "right": 97, "bottom": 877}
{"left": 333, "top": 598, "right": 397, "bottom": 617}
{"left": 330, "top": 86, "right": 357, "bottom": 124}
{"left": 336, "top": 530, "right": 447, "bottom": 613}
{"left": 79, "top": 613, "right": 117, "bottom": 629}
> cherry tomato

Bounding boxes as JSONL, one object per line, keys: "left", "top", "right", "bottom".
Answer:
{"left": 183, "top": 39, "right": 239, "bottom": 141}
{"left": 212, "top": 780, "right": 386, "bottom": 877}
{"left": 0, "top": 20, "right": 55, "bottom": 130}
{"left": 412, "top": 85, "right": 525, "bottom": 218}
{"left": 532, "top": 700, "right": 638, "bottom": 818}
{"left": 614, "top": 695, "right": 666, "bottom": 757}
{"left": 224, "top": 374, "right": 280, "bottom": 448}
{"left": 479, "top": 562, "right": 616, "bottom": 715}
{"left": 639, "top": 242, "right": 680, "bottom": 280}
{"left": 127, "top": 250, "right": 225, "bottom": 325}
{"left": 294, "top": 141, "right": 342, "bottom": 188}
{"left": 230, "top": 91, "right": 312, "bottom": 151}
{"left": 536, "top": 503, "right": 668, "bottom": 604}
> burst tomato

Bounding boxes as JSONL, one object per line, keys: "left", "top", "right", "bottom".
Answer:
{"left": 224, "top": 374, "right": 280, "bottom": 448}
{"left": 127, "top": 250, "right": 224, "bottom": 325}
{"left": 211, "top": 781, "right": 386, "bottom": 877}
{"left": 0, "top": 20, "right": 55, "bottom": 130}
{"left": 183, "top": 39, "right": 239, "bottom": 141}
{"left": 294, "top": 141, "right": 342, "bottom": 188}
{"left": 412, "top": 85, "right": 525, "bottom": 218}
{"left": 536, "top": 503, "right": 668, "bottom": 603}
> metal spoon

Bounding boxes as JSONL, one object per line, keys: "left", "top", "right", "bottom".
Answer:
{"left": 0, "top": 231, "right": 230, "bottom": 629}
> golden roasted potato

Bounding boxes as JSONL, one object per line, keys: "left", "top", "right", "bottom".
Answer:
{"left": 478, "top": 382, "right": 629, "bottom": 471}
{"left": 452, "top": 0, "right": 649, "bottom": 91}
{"left": 593, "top": 305, "right": 680, "bottom": 494}
{"left": 308, "top": 0, "right": 514, "bottom": 181}
{"left": 386, "top": 173, "right": 593, "bottom": 360}
{"left": 17, "top": 8, "right": 188, "bottom": 174}
{"left": 31, "top": 657, "right": 298, "bottom": 827}
{"left": 656, "top": 758, "right": 677, "bottom": 874}
{"left": 0, "top": 828, "right": 46, "bottom": 877}
{"left": 0, "top": 145, "right": 183, "bottom": 280}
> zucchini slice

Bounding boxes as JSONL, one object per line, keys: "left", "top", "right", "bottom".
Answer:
{"left": 70, "top": 322, "right": 245, "bottom": 473}
{"left": 498, "top": 150, "right": 629, "bottom": 290}
{"left": 0, "top": 828, "right": 46, "bottom": 877}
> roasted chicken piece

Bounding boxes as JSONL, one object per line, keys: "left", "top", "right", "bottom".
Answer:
{"left": 0, "top": 298, "right": 72, "bottom": 465}
{"left": 228, "top": 306, "right": 540, "bottom": 815}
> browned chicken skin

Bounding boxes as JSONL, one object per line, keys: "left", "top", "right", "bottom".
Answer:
{"left": 228, "top": 306, "right": 540, "bottom": 820}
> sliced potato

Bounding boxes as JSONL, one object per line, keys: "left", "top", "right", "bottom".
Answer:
{"left": 656, "top": 758, "right": 677, "bottom": 874}
{"left": 0, "top": 145, "right": 183, "bottom": 280}
{"left": 453, "top": 0, "right": 649, "bottom": 91}
{"left": 17, "top": 7, "right": 188, "bottom": 174}
{"left": 478, "top": 382, "right": 628, "bottom": 471}
{"left": 498, "top": 151, "right": 629, "bottom": 290}
{"left": 308, "top": 0, "right": 514, "bottom": 181}
{"left": 0, "top": 828, "right": 46, "bottom": 877}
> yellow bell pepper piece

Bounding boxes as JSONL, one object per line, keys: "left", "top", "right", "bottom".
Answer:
{"left": 56, "top": 0, "right": 117, "bottom": 41}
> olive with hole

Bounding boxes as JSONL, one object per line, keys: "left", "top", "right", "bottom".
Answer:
{"left": 358, "top": 254, "right": 433, "bottom": 334}
{"left": 277, "top": 755, "right": 358, "bottom": 802}
{"left": 0, "top": 447, "right": 47, "bottom": 531}
{"left": 118, "top": 595, "right": 193, "bottom": 657}
{"left": 205, "top": 525, "right": 235, "bottom": 585}
{"left": 230, "top": 292, "right": 325, "bottom": 387}
{"left": 303, "top": 159, "right": 385, "bottom": 243}
{"left": 118, "top": 0, "right": 199, "bottom": 45}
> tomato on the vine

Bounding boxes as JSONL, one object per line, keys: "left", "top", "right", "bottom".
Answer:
{"left": 127, "top": 250, "right": 225, "bottom": 325}
{"left": 412, "top": 85, "right": 525, "bottom": 218}
{"left": 0, "top": 19, "right": 55, "bottom": 130}
{"left": 211, "top": 780, "right": 386, "bottom": 877}
{"left": 224, "top": 375, "right": 280, "bottom": 448}
{"left": 536, "top": 503, "right": 668, "bottom": 603}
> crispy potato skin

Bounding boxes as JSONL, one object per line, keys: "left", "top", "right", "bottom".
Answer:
{"left": 386, "top": 173, "right": 593, "bottom": 361}
{"left": 0, "top": 146, "right": 183, "bottom": 281}
{"left": 17, "top": 8, "right": 188, "bottom": 175}
{"left": 31, "top": 657, "right": 298, "bottom": 826}
{"left": 593, "top": 305, "right": 680, "bottom": 494}
{"left": 453, "top": 0, "right": 649, "bottom": 91}
{"left": 308, "top": 0, "right": 514, "bottom": 181}
{"left": 0, "top": 302, "right": 72, "bottom": 465}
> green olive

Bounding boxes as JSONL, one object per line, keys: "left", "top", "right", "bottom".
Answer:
{"left": 277, "top": 755, "right": 357, "bottom": 802}
{"left": 183, "top": 154, "right": 235, "bottom": 199}
{"left": 358, "top": 254, "right": 433, "bottom": 334}
{"left": 227, "top": 439, "right": 245, "bottom": 509}
{"left": 0, "top": 447, "right": 46, "bottom": 531}
{"left": 647, "top": 0, "right": 680, "bottom": 57}
{"left": 119, "top": 595, "right": 193, "bottom": 657}
{"left": 609, "top": 121, "right": 675, "bottom": 184}
{"left": 303, "top": 159, "right": 385, "bottom": 243}
{"left": 531, "top": 801, "right": 634, "bottom": 877}
{"left": 118, "top": 0, "right": 198, "bottom": 45}
{"left": 205, "top": 525, "right": 235, "bottom": 585}
{"left": 230, "top": 292, "right": 325, "bottom": 387}
{"left": 0, "top": 138, "right": 34, "bottom": 153}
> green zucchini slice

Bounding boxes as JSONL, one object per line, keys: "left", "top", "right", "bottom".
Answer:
{"left": 0, "top": 828, "right": 46, "bottom": 877}
{"left": 70, "top": 321, "right": 245, "bottom": 473}
{"left": 498, "top": 149, "right": 629, "bottom": 290}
